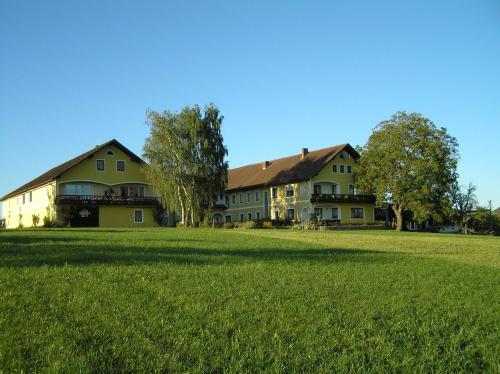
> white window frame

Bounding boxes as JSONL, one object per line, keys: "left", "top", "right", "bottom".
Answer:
{"left": 106, "top": 149, "right": 114, "bottom": 156}
{"left": 285, "top": 185, "right": 294, "bottom": 198}
{"left": 96, "top": 159, "right": 105, "bottom": 172}
{"left": 331, "top": 206, "right": 341, "bottom": 220}
{"left": 332, "top": 164, "right": 338, "bottom": 173}
{"left": 350, "top": 207, "right": 364, "bottom": 219}
{"left": 285, "top": 208, "right": 295, "bottom": 220}
{"left": 347, "top": 165, "right": 352, "bottom": 174}
{"left": 256, "top": 212, "right": 260, "bottom": 220}
{"left": 134, "top": 209, "right": 144, "bottom": 224}
{"left": 271, "top": 187, "right": 278, "bottom": 199}
{"left": 255, "top": 191, "right": 260, "bottom": 201}
{"left": 116, "top": 160, "right": 126, "bottom": 172}
{"left": 339, "top": 164, "right": 345, "bottom": 174}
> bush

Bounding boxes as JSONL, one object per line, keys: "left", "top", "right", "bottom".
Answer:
{"left": 32, "top": 214, "right": 40, "bottom": 227}
{"left": 261, "top": 220, "right": 273, "bottom": 229}
{"left": 223, "top": 222, "right": 235, "bottom": 229}
{"left": 241, "top": 220, "right": 256, "bottom": 229}
{"left": 43, "top": 215, "right": 54, "bottom": 228}
{"left": 0, "top": 218, "right": 5, "bottom": 229}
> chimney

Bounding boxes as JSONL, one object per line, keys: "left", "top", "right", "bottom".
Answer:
{"left": 262, "top": 161, "right": 270, "bottom": 170}
{"left": 301, "top": 147, "right": 309, "bottom": 159}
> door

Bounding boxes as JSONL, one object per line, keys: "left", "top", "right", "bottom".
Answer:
{"left": 70, "top": 206, "right": 99, "bottom": 227}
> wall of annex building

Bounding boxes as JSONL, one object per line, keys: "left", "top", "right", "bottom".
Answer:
{"left": 99, "top": 206, "right": 159, "bottom": 227}
{"left": 1, "top": 182, "right": 56, "bottom": 228}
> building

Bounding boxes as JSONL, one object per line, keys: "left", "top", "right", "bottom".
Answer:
{"left": 0, "top": 139, "right": 160, "bottom": 228}
{"left": 212, "top": 144, "right": 376, "bottom": 224}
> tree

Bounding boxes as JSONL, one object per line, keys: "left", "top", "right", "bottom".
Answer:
{"left": 354, "top": 111, "right": 458, "bottom": 231}
{"left": 143, "top": 104, "right": 228, "bottom": 226}
{"left": 450, "top": 182, "right": 477, "bottom": 234}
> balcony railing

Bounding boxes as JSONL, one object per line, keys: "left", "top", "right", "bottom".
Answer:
{"left": 310, "top": 193, "right": 375, "bottom": 204}
{"left": 56, "top": 195, "right": 160, "bottom": 206}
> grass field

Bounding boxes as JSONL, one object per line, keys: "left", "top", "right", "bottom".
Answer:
{"left": 0, "top": 228, "right": 498, "bottom": 372}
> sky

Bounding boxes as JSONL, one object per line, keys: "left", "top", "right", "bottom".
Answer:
{"left": 1, "top": 0, "right": 499, "bottom": 213}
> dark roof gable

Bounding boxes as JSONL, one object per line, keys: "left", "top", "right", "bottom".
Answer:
{"left": 226, "top": 143, "right": 359, "bottom": 192}
{"left": 1, "top": 139, "right": 144, "bottom": 201}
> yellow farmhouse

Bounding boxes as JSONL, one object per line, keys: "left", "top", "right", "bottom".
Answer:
{"left": 0, "top": 139, "right": 160, "bottom": 228}
{"left": 212, "top": 144, "right": 376, "bottom": 224}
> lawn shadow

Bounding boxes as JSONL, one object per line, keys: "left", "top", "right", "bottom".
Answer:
{"left": 0, "top": 233, "right": 400, "bottom": 268}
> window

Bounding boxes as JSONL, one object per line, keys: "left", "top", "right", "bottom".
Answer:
{"left": 339, "top": 165, "right": 345, "bottom": 173}
{"left": 351, "top": 208, "right": 364, "bottom": 219}
{"left": 347, "top": 165, "right": 352, "bottom": 174}
{"left": 239, "top": 213, "right": 244, "bottom": 222}
{"left": 232, "top": 195, "right": 236, "bottom": 204}
{"left": 332, "top": 183, "right": 338, "bottom": 195}
{"left": 256, "top": 212, "right": 260, "bottom": 220}
{"left": 96, "top": 159, "right": 105, "bottom": 171}
{"left": 120, "top": 185, "right": 144, "bottom": 197}
{"left": 225, "top": 215, "right": 232, "bottom": 223}
{"left": 272, "top": 210, "right": 279, "bottom": 220}
{"left": 64, "top": 184, "right": 94, "bottom": 196}
{"left": 313, "top": 184, "right": 321, "bottom": 195}
{"left": 332, "top": 164, "right": 338, "bottom": 173}
{"left": 314, "top": 208, "right": 323, "bottom": 219}
{"left": 106, "top": 150, "right": 114, "bottom": 156}
{"left": 332, "top": 207, "right": 339, "bottom": 219}
{"left": 239, "top": 193, "right": 243, "bottom": 203}
{"left": 22, "top": 194, "right": 25, "bottom": 204}
{"left": 247, "top": 192, "right": 251, "bottom": 203}
{"left": 134, "top": 209, "right": 144, "bottom": 223}
{"left": 285, "top": 185, "right": 294, "bottom": 197}
{"left": 248, "top": 212, "right": 252, "bottom": 220}
{"left": 349, "top": 184, "right": 356, "bottom": 195}
{"left": 29, "top": 191, "right": 32, "bottom": 203}
{"left": 285, "top": 208, "right": 295, "bottom": 220}
{"left": 116, "top": 160, "right": 125, "bottom": 172}
{"left": 255, "top": 191, "right": 260, "bottom": 201}
{"left": 272, "top": 187, "right": 278, "bottom": 199}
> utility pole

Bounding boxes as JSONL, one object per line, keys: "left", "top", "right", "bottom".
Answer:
{"left": 488, "top": 200, "right": 493, "bottom": 236}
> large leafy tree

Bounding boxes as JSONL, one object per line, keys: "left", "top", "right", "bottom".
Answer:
{"left": 143, "top": 104, "right": 228, "bottom": 226}
{"left": 354, "top": 111, "right": 458, "bottom": 231}
{"left": 450, "top": 182, "right": 477, "bottom": 234}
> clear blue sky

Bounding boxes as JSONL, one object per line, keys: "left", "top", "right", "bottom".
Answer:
{"left": 1, "top": 0, "right": 499, "bottom": 211}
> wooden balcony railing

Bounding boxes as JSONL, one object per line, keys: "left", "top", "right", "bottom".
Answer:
{"left": 55, "top": 195, "right": 160, "bottom": 206}
{"left": 310, "top": 193, "right": 375, "bottom": 204}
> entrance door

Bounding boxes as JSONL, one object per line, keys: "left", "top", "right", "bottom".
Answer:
{"left": 70, "top": 206, "right": 99, "bottom": 227}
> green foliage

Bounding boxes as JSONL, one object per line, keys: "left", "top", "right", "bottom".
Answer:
{"left": 0, "top": 229, "right": 498, "bottom": 372}
{"left": 17, "top": 213, "right": 23, "bottom": 229}
{"left": 469, "top": 207, "right": 500, "bottom": 235}
{"left": 355, "top": 111, "right": 458, "bottom": 230}
{"left": 241, "top": 220, "right": 256, "bottom": 229}
{"left": 42, "top": 215, "right": 54, "bottom": 228}
{"left": 222, "top": 222, "right": 235, "bottom": 229}
{"left": 261, "top": 220, "right": 273, "bottom": 229}
{"left": 449, "top": 182, "right": 477, "bottom": 232}
{"left": 32, "top": 214, "right": 40, "bottom": 228}
{"left": 0, "top": 218, "right": 5, "bottom": 229}
{"left": 143, "top": 104, "right": 228, "bottom": 226}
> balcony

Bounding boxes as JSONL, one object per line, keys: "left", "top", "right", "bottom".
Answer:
{"left": 55, "top": 195, "right": 160, "bottom": 206}
{"left": 310, "top": 193, "right": 375, "bottom": 204}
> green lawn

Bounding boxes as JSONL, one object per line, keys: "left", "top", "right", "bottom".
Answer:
{"left": 0, "top": 228, "right": 498, "bottom": 372}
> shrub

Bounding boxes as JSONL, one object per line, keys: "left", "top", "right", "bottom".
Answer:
{"left": 32, "top": 214, "right": 40, "bottom": 227}
{"left": 43, "top": 215, "right": 54, "bottom": 228}
{"left": 0, "top": 218, "right": 5, "bottom": 229}
{"left": 241, "top": 220, "right": 256, "bottom": 229}
{"left": 261, "top": 220, "right": 273, "bottom": 229}
{"left": 223, "top": 222, "right": 235, "bottom": 229}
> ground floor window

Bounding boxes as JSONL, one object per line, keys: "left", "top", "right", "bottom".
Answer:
{"left": 240, "top": 213, "right": 244, "bottom": 222}
{"left": 134, "top": 209, "right": 144, "bottom": 223}
{"left": 248, "top": 212, "right": 252, "bottom": 221}
{"left": 285, "top": 208, "right": 295, "bottom": 220}
{"left": 351, "top": 207, "right": 364, "bottom": 219}
{"left": 314, "top": 207, "right": 322, "bottom": 219}
{"left": 256, "top": 212, "right": 260, "bottom": 220}
{"left": 225, "top": 215, "right": 232, "bottom": 222}
{"left": 332, "top": 207, "right": 339, "bottom": 219}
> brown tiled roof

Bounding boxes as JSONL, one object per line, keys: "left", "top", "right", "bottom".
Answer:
{"left": 1, "top": 139, "right": 145, "bottom": 201}
{"left": 226, "top": 143, "right": 359, "bottom": 192}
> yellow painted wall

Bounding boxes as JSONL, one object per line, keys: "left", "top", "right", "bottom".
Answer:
{"left": 57, "top": 144, "right": 151, "bottom": 192}
{"left": 1, "top": 182, "right": 56, "bottom": 228}
{"left": 99, "top": 206, "right": 158, "bottom": 227}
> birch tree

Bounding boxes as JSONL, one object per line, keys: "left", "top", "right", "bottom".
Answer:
{"left": 143, "top": 104, "right": 228, "bottom": 226}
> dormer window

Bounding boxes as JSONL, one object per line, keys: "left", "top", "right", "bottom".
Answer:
{"left": 106, "top": 150, "right": 114, "bottom": 156}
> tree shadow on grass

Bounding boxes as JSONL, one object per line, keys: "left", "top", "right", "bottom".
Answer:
{"left": 0, "top": 238, "right": 399, "bottom": 267}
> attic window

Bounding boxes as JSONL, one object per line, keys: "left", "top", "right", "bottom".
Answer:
{"left": 106, "top": 150, "right": 114, "bottom": 156}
